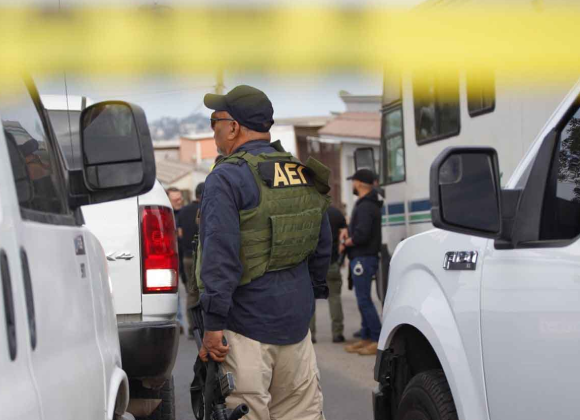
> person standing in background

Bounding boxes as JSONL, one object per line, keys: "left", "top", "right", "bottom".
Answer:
{"left": 177, "top": 182, "right": 205, "bottom": 339}
{"left": 341, "top": 169, "right": 382, "bottom": 356}
{"left": 310, "top": 204, "right": 346, "bottom": 343}
{"left": 166, "top": 187, "right": 185, "bottom": 334}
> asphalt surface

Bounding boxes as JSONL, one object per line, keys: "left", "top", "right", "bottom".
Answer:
{"left": 173, "top": 278, "right": 382, "bottom": 420}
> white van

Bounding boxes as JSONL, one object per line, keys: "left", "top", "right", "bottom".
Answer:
{"left": 42, "top": 95, "right": 180, "bottom": 420}
{"left": 1, "top": 76, "right": 156, "bottom": 419}
{"left": 372, "top": 78, "right": 580, "bottom": 420}
{"left": 360, "top": 63, "right": 578, "bottom": 302}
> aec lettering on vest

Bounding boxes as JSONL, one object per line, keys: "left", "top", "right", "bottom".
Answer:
{"left": 274, "top": 162, "right": 289, "bottom": 186}
{"left": 260, "top": 161, "right": 313, "bottom": 188}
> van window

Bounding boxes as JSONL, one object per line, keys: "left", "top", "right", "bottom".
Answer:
{"left": 48, "top": 110, "right": 82, "bottom": 170}
{"left": 540, "top": 107, "right": 580, "bottom": 240}
{"left": 467, "top": 71, "right": 495, "bottom": 117}
{"left": 413, "top": 73, "right": 460, "bottom": 145}
{"left": 381, "top": 106, "right": 405, "bottom": 184}
{"left": 1, "top": 80, "right": 65, "bottom": 215}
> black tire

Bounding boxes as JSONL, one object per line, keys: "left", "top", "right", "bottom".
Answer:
{"left": 134, "top": 376, "right": 175, "bottom": 420}
{"left": 395, "top": 370, "right": 458, "bottom": 420}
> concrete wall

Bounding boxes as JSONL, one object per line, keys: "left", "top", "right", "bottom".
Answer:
{"left": 270, "top": 125, "right": 297, "bottom": 155}
{"left": 180, "top": 138, "right": 220, "bottom": 164}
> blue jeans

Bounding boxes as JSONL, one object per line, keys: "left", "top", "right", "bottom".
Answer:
{"left": 350, "top": 256, "right": 381, "bottom": 342}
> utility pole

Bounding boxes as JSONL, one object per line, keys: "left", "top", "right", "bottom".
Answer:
{"left": 215, "top": 69, "right": 225, "bottom": 94}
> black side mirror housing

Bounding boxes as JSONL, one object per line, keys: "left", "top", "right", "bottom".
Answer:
{"left": 354, "top": 147, "right": 377, "bottom": 175}
{"left": 430, "top": 147, "right": 502, "bottom": 239}
{"left": 71, "top": 101, "right": 155, "bottom": 207}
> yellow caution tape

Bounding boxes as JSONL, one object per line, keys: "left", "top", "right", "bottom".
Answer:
{"left": 0, "top": 6, "right": 578, "bottom": 88}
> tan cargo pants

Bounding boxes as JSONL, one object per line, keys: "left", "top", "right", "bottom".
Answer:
{"left": 222, "top": 330, "right": 325, "bottom": 420}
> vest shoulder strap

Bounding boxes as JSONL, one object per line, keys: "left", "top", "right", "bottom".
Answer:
{"left": 215, "top": 152, "right": 246, "bottom": 167}
{"left": 234, "top": 150, "right": 294, "bottom": 168}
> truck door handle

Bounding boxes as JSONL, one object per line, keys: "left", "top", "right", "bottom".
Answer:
{"left": 20, "top": 249, "right": 36, "bottom": 350}
{"left": 1, "top": 250, "right": 17, "bottom": 360}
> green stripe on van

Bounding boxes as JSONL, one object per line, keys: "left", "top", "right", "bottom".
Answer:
{"left": 409, "top": 213, "right": 431, "bottom": 222}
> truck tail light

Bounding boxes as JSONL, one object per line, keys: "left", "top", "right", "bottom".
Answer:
{"left": 141, "top": 206, "right": 178, "bottom": 294}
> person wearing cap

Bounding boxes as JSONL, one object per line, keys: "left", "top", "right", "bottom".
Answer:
{"left": 341, "top": 168, "right": 383, "bottom": 356}
{"left": 195, "top": 85, "right": 332, "bottom": 420}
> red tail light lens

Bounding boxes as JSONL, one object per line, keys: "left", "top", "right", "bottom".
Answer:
{"left": 141, "top": 206, "right": 178, "bottom": 293}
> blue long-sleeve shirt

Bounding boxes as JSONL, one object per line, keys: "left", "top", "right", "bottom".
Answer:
{"left": 199, "top": 140, "right": 332, "bottom": 345}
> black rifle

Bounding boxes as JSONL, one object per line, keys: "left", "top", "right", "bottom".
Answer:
{"left": 189, "top": 303, "right": 249, "bottom": 420}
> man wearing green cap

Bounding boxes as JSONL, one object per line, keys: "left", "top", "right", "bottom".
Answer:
{"left": 194, "top": 85, "right": 332, "bottom": 420}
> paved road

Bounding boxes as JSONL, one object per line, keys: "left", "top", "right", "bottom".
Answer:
{"left": 173, "top": 279, "right": 382, "bottom": 420}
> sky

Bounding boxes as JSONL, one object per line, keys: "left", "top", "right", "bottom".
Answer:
{"left": 27, "top": 0, "right": 417, "bottom": 122}
{"left": 46, "top": 71, "right": 383, "bottom": 122}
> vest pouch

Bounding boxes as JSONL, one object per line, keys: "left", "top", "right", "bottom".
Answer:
{"left": 305, "top": 156, "right": 331, "bottom": 195}
{"left": 268, "top": 207, "right": 323, "bottom": 271}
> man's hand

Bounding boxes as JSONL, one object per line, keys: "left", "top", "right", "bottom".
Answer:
{"left": 345, "top": 237, "right": 354, "bottom": 247}
{"left": 199, "top": 344, "right": 209, "bottom": 362}
{"left": 202, "top": 330, "right": 229, "bottom": 362}
{"left": 339, "top": 228, "right": 349, "bottom": 242}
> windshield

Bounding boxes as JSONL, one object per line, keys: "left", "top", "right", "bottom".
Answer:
{"left": 48, "top": 109, "right": 81, "bottom": 170}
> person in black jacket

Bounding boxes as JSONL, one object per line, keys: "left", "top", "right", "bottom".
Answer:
{"left": 177, "top": 182, "right": 204, "bottom": 338}
{"left": 341, "top": 169, "right": 382, "bottom": 356}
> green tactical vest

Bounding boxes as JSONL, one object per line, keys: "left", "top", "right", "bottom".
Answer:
{"left": 193, "top": 141, "right": 331, "bottom": 290}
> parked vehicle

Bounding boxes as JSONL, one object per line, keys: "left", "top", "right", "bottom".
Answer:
{"left": 1, "top": 75, "right": 155, "bottom": 420}
{"left": 372, "top": 79, "right": 580, "bottom": 420}
{"left": 365, "top": 62, "right": 577, "bottom": 302}
{"left": 43, "top": 94, "right": 180, "bottom": 420}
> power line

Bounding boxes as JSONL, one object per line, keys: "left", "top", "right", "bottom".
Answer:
{"left": 93, "top": 85, "right": 215, "bottom": 99}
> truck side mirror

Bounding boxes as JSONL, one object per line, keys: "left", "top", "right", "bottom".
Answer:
{"left": 77, "top": 101, "right": 155, "bottom": 205}
{"left": 430, "top": 147, "right": 502, "bottom": 238}
{"left": 354, "top": 147, "right": 376, "bottom": 175}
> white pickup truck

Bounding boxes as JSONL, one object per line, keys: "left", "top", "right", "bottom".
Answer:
{"left": 43, "top": 95, "right": 180, "bottom": 420}
{"left": 2, "top": 76, "right": 158, "bottom": 420}
{"left": 373, "top": 80, "right": 580, "bottom": 420}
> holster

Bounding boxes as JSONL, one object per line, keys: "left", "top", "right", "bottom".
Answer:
{"left": 190, "top": 358, "right": 206, "bottom": 420}
{"left": 188, "top": 234, "right": 199, "bottom": 294}
{"left": 189, "top": 303, "right": 206, "bottom": 420}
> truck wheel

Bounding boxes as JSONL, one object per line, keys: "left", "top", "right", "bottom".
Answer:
{"left": 395, "top": 370, "right": 457, "bottom": 420}
{"left": 134, "top": 377, "right": 175, "bottom": 420}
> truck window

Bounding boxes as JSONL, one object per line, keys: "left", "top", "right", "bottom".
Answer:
{"left": 467, "top": 70, "right": 495, "bottom": 117}
{"left": 47, "top": 110, "right": 82, "bottom": 170}
{"left": 381, "top": 105, "right": 405, "bottom": 184}
{"left": 1, "top": 80, "right": 66, "bottom": 216}
{"left": 413, "top": 73, "right": 460, "bottom": 145}
{"left": 540, "top": 107, "right": 580, "bottom": 240}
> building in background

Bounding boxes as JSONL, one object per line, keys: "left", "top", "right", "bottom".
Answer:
{"left": 308, "top": 93, "right": 381, "bottom": 217}
{"left": 153, "top": 134, "right": 218, "bottom": 202}
{"left": 179, "top": 132, "right": 219, "bottom": 170}
{"left": 153, "top": 139, "right": 181, "bottom": 161}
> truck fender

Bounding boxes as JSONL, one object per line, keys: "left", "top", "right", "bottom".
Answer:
{"left": 107, "top": 366, "right": 130, "bottom": 420}
{"left": 380, "top": 265, "right": 488, "bottom": 420}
